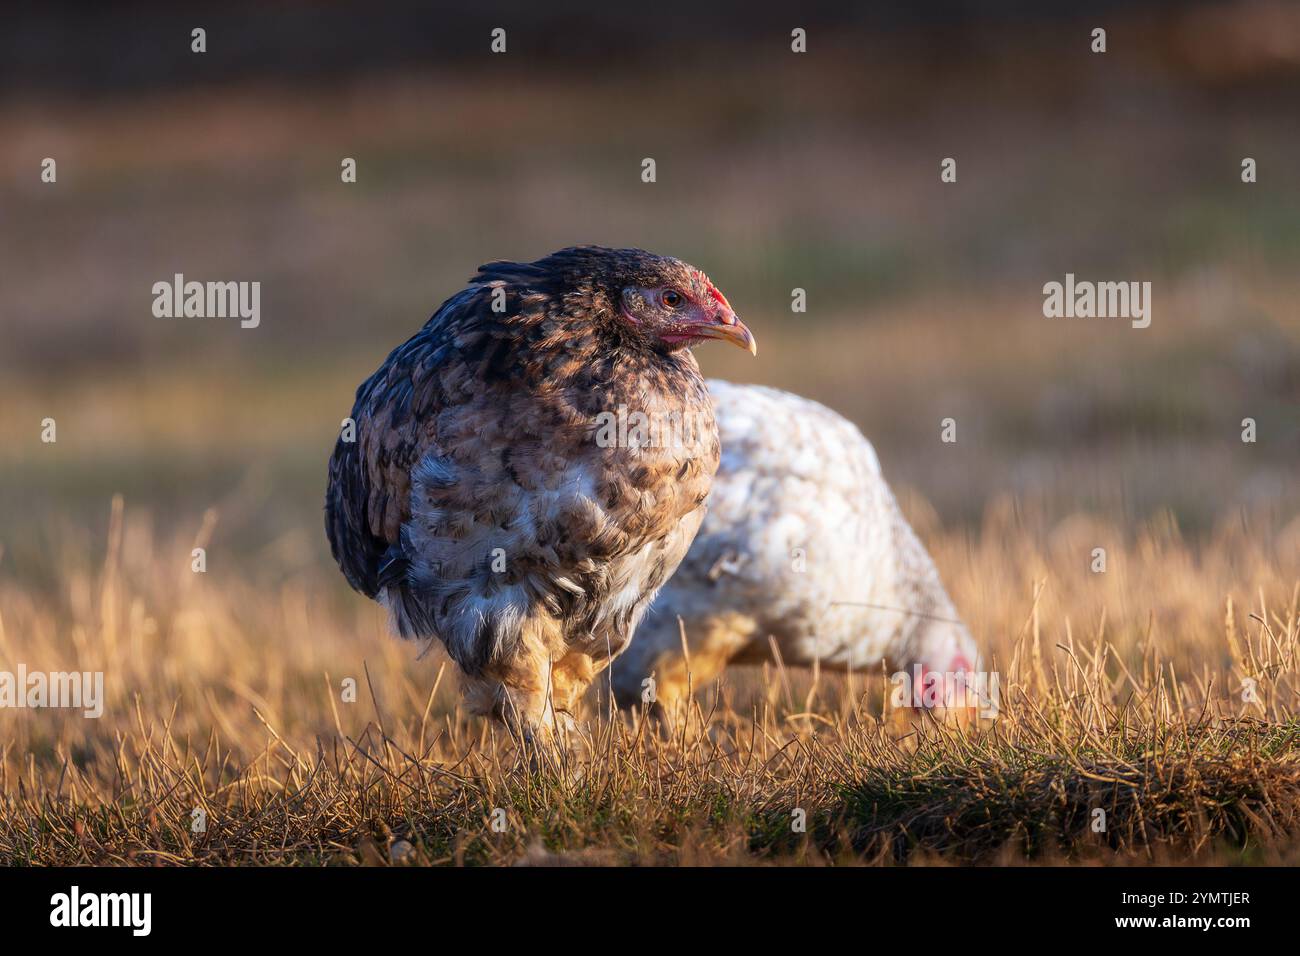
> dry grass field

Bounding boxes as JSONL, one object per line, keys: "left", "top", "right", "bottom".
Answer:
{"left": 1, "top": 5, "right": 1298, "bottom": 867}
{"left": 1, "top": 492, "right": 1296, "bottom": 865}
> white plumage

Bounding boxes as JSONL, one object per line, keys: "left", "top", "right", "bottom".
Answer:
{"left": 610, "top": 380, "right": 981, "bottom": 712}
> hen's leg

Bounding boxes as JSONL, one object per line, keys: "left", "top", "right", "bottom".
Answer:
{"left": 462, "top": 614, "right": 577, "bottom": 746}
{"left": 632, "top": 612, "right": 757, "bottom": 720}
{"left": 549, "top": 650, "right": 599, "bottom": 723}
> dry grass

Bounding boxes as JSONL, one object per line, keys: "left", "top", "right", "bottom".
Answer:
{"left": 1, "top": 494, "right": 1296, "bottom": 866}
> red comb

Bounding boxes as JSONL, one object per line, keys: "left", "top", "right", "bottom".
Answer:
{"left": 693, "top": 268, "right": 732, "bottom": 311}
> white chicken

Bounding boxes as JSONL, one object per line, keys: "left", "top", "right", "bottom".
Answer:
{"left": 610, "top": 381, "right": 985, "bottom": 717}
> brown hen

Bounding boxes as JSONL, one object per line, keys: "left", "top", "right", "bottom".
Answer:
{"left": 325, "top": 246, "right": 755, "bottom": 741}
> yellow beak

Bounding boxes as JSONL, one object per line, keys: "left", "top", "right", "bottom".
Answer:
{"left": 693, "top": 316, "right": 757, "bottom": 356}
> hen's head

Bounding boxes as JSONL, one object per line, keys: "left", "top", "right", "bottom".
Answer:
{"left": 479, "top": 246, "right": 756, "bottom": 357}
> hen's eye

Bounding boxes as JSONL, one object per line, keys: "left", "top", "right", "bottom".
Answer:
{"left": 661, "top": 290, "right": 683, "bottom": 309}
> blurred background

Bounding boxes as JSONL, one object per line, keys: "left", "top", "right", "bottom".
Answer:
{"left": 2, "top": 0, "right": 1297, "bottom": 600}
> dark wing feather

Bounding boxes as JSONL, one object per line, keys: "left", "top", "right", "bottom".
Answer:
{"left": 325, "top": 286, "right": 488, "bottom": 597}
